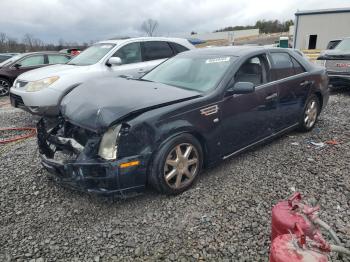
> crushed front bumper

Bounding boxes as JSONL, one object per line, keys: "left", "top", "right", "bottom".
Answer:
{"left": 37, "top": 119, "right": 148, "bottom": 195}
{"left": 40, "top": 154, "right": 146, "bottom": 195}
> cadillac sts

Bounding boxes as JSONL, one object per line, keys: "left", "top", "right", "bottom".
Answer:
{"left": 37, "top": 46, "right": 329, "bottom": 195}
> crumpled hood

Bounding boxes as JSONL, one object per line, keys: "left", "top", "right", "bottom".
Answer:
{"left": 61, "top": 77, "right": 201, "bottom": 132}
{"left": 17, "top": 64, "right": 92, "bottom": 81}
{"left": 318, "top": 49, "right": 350, "bottom": 60}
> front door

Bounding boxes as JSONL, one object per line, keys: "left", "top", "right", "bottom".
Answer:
{"left": 109, "top": 42, "right": 145, "bottom": 78}
{"left": 221, "top": 54, "right": 279, "bottom": 155}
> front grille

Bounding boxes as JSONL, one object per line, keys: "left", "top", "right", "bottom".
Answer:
{"left": 10, "top": 93, "right": 24, "bottom": 106}
{"left": 325, "top": 60, "right": 350, "bottom": 73}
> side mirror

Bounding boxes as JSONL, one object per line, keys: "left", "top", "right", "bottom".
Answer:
{"left": 13, "top": 63, "right": 21, "bottom": 69}
{"left": 228, "top": 82, "right": 255, "bottom": 95}
{"left": 107, "top": 57, "right": 122, "bottom": 66}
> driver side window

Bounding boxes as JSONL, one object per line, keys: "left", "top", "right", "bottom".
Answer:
{"left": 113, "top": 42, "right": 142, "bottom": 65}
{"left": 234, "top": 55, "right": 269, "bottom": 86}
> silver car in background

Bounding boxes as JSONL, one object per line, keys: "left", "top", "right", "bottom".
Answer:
{"left": 317, "top": 37, "right": 350, "bottom": 88}
{"left": 10, "top": 37, "right": 194, "bottom": 116}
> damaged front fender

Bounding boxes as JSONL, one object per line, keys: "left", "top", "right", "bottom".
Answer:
{"left": 37, "top": 118, "right": 149, "bottom": 195}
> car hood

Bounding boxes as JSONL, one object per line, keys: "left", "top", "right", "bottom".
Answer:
{"left": 318, "top": 49, "right": 350, "bottom": 60}
{"left": 17, "top": 64, "right": 93, "bottom": 81}
{"left": 60, "top": 77, "right": 201, "bottom": 132}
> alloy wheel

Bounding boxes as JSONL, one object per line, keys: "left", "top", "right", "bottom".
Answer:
{"left": 0, "top": 79, "right": 10, "bottom": 96}
{"left": 304, "top": 100, "right": 318, "bottom": 129}
{"left": 164, "top": 143, "right": 199, "bottom": 190}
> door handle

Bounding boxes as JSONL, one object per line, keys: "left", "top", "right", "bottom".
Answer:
{"left": 265, "top": 92, "right": 278, "bottom": 101}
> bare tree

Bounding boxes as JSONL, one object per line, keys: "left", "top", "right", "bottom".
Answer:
{"left": 0, "top": 32, "right": 7, "bottom": 52}
{"left": 141, "top": 19, "right": 159, "bottom": 36}
{"left": 22, "top": 33, "right": 35, "bottom": 51}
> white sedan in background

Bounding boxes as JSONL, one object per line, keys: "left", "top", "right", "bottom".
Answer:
{"left": 10, "top": 37, "right": 194, "bottom": 116}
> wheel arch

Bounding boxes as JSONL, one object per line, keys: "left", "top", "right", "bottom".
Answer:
{"left": 313, "top": 91, "right": 323, "bottom": 110}
{"left": 145, "top": 129, "right": 209, "bottom": 184}
{"left": 0, "top": 75, "right": 11, "bottom": 83}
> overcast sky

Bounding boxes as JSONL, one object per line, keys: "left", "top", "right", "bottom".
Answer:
{"left": 0, "top": 0, "right": 349, "bottom": 43}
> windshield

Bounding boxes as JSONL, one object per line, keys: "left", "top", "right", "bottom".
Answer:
{"left": 68, "top": 43, "right": 115, "bottom": 65}
{"left": 142, "top": 55, "right": 235, "bottom": 92}
{"left": 334, "top": 39, "right": 350, "bottom": 52}
{"left": 0, "top": 54, "right": 24, "bottom": 67}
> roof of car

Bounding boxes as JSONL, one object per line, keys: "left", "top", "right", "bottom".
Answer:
{"left": 178, "top": 46, "right": 290, "bottom": 57}
{"left": 98, "top": 37, "right": 190, "bottom": 45}
{"left": 22, "top": 51, "right": 69, "bottom": 55}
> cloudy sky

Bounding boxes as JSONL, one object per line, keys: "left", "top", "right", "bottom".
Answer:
{"left": 0, "top": 0, "right": 349, "bottom": 43}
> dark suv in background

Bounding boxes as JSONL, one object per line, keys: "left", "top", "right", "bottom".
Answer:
{"left": 317, "top": 37, "right": 350, "bottom": 88}
{"left": 0, "top": 52, "right": 71, "bottom": 96}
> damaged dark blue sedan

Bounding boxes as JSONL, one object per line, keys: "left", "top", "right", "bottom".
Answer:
{"left": 37, "top": 46, "right": 329, "bottom": 195}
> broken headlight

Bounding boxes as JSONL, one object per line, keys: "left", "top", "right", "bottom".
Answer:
{"left": 98, "top": 125, "right": 121, "bottom": 160}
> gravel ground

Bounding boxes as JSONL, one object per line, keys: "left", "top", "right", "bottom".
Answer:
{"left": 0, "top": 91, "right": 349, "bottom": 262}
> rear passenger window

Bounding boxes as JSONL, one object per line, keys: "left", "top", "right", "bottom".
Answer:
{"left": 270, "top": 53, "right": 294, "bottom": 80}
{"left": 142, "top": 41, "right": 174, "bottom": 61}
{"left": 48, "top": 55, "right": 70, "bottom": 64}
{"left": 291, "top": 56, "right": 306, "bottom": 74}
{"left": 169, "top": 42, "right": 189, "bottom": 54}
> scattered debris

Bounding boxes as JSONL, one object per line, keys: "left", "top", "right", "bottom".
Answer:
{"left": 291, "top": 142, "right": 300, "bottom": 146}
{"left": 325, "top": 140, "right": 340, "bottom": 145}
{"left": 309, "top": 141, "right": 326, "bottom": 148}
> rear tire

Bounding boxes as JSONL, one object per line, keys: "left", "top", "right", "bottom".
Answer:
{"left": 149, "top": 134, "right": 203, "bottom": 195}
{"left": 0, "top": 78, "right": 10, "bottom": 97}
{"left": 298, "top": 94, "right": 320, "bottom": 132}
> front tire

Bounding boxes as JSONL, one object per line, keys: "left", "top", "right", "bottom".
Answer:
{"left": 299, "top": 94, "right": 320, "bottom": 132}
{"left": 149, "top": 134, "right": 203, "bottom": 195}
{"left": 0, "top": 78, "right": 11, "bottom": 97}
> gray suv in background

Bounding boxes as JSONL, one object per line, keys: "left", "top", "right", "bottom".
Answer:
{"left": 10, "top": 37, "right": 194, "bottom": 116}
{"left": 317, "top": 37, "right": 350, "bottom": 88}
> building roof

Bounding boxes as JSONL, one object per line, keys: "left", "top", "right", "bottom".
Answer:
{"left": 295, "top": 7, "right": 350, "bottom": 16}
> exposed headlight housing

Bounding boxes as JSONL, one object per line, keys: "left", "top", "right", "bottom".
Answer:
{"left": 98, "top": 125, "right": 121, "bottom": 160}
{"left": 25, "top": 76, "right": 59, "bottom": 92}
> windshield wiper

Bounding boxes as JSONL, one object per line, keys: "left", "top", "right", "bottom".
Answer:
{"left": 134, "top": 78, "right": 154, "bottom": 82}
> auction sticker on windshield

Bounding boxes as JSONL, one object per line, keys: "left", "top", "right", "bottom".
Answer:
{"left": 205, "top": 57, "right": 230, "bottom": 64}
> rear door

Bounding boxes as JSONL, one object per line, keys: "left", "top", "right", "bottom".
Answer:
{"left": 269, "top": 51, "right": 311, "bottom": 129}
{"left": 221, "top": 53, "right": 279, "bottom": 154}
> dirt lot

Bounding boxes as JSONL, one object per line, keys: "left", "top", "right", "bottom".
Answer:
{"left": 0, "top": 90, "right": 349, "bottom": 262}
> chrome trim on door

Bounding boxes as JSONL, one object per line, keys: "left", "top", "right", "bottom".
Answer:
{"left": 223, "top": 123, "right": 299, "bottom": 160}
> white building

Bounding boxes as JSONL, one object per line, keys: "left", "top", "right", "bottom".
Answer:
{"left": 293, "top": 8, "right": 350, "bottom": 50}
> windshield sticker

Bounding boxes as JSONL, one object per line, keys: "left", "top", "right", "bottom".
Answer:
{"left": 205, "top": 57, "right": 230, "bottom": 64}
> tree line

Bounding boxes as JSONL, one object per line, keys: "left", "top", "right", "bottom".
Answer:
{"left": 215, "top": 19, "right": 294, "bottom": 34}
{"left": 0, "top": 32, "right": 90, "bottom": 53}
